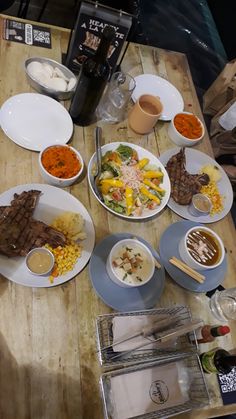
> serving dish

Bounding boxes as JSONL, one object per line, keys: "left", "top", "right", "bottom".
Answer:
{"left": 0, "top": 183, "right": 95, "bottom": 287}
{"left": 131, "top": 74, "right": 184, "bottom": 121}
{"left": 0, "top": 93, "right": 73, "bottom": 152}
{"left": 39, "top": 144, "right": 84, "bottom": 187}
{"left": 159, "top": 221, "right": 227, "bottom": 292}
{"left": 106, "top": 238, "right": 155, "bottom": 288}
{"left": 89, "top": 233, "right": 165, "bottom": 311}
{"left": 159, "top": 147, "right": 233, "bottom": 223}
{"left": 168, "top": 112, "right": 205, "bottom": 146}
{"left": 88, "top": 142, "right": 171, "bottom": 221}
{"left": 25, "top": 57, "right": 77, "bottom": 100}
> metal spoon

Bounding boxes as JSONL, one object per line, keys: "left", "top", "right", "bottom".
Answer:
{"left": 93, "top": 126, "right": 103, "bottom": 201}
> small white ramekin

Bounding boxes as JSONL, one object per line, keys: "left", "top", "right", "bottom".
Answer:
{"left": 39, "top": 144, "right": 84, "bottom": 187}
{"left": 26, "top": 247, "right": 55, "bottom": 276}
{"left": 106, "top": 238, "right": 155, "bottom": 288}
{"left": 168, "top": 111, "right": 205, "bottom": 147}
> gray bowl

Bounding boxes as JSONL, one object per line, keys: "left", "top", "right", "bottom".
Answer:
{"left": 25, "top": 57, "right": 77, "bottom": 101}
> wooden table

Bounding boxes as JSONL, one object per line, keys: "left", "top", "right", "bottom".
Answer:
{"left": 0, "top": 15, "right": 235, "bottom": 419}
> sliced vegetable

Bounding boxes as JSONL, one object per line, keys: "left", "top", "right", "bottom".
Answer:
{"left": 140, "top": 186, "right": 161, "bottom": 204}
{"left": 116, "top": 144, "right": 134, "bottom": 160}
{"left": 143, "top": 170, "right": 163, "bottom": 179}
{"left": 125, "top": 186, "right": 133, "bottom": 216}
{"left": 137, "top": 158, "right": 149, "bottom": 169}
{"left": 143, "top": 179, "right": 165, "bottom": 195}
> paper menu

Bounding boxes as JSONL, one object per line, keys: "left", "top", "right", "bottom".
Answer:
{"left": 110, "top": 362, "right": 189, "bottom": 419}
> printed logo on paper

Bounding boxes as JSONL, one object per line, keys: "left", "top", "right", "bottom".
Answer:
{"left": 149, "top": 380, "right": 169, "bottom": 404}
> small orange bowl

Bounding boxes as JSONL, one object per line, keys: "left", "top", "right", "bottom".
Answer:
{"left": 39, "top": 144, "right": 84, "bottom": 187}
{"left": 168, "top": 111, "right": 205, "bottom": 147}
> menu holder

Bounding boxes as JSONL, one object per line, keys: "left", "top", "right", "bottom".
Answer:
{"left": 65, "top": 0, "right": 133, "bottom": 74}
{"left": 100, "top": 353, "right": 210, "bottom": 419}
{"left": 96, "top": 306, "right": 199, "bottom": 368}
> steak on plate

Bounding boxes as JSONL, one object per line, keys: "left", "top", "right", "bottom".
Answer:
{"left": 0, "top": 190, "right": 66, "bottom": 257}
{"left": 166, "top": 148, "right": 209, "bottom": 205}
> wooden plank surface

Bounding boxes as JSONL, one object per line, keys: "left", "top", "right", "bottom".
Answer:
{"left": 0, "top": 14, "right": 235, "bottom": 419}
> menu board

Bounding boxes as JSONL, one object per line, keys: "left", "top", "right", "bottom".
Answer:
{"left": 65, "top": 1, "right": 133, "bottom": 74}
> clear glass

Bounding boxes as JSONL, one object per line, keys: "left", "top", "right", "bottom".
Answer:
{"left": 209, "top": 287, "right": 236, "bottom": 321}
{"left": 96, "top": 71, "right": 136, "bottom": 124}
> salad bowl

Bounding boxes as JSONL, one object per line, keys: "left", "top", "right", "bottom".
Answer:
{"left": 88, "top": 142, "right": 171, "bottom": 220}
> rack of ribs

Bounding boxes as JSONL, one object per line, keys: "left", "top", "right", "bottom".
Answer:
{"left": 0, "top": 190, "right": 66, "bottom": 257}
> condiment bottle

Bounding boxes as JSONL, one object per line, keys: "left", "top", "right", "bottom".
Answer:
{"left": 200, "top": 348, "right": 236, "bottom": 374}
{"left": 69, "top": 26, "right": 115, "bottom": 126}
{"left": 196, "top": 324, "right": 230, "bottom": 344}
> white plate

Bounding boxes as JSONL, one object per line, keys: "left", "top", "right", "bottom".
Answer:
{"left": 88, "top": 142, "right": 171, "bottom": 221}
{"left": 159, "top": 147, "right": 234, "bottom": 223}
{"left": 0, "top": 93, "right": 73, "bottom": 151}
{"left": 0, "top": 184, "right": 95, "bottom": 287}
{"left": 131, "top": 74, "right": 184, "bottom": 121}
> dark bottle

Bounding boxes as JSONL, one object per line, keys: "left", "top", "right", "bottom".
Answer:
{"left": 69, "top": 26, "right": 115, "bottom": 126}
{"left": 200, "top": 348, "right": 236, "bottom": 374}
{"left": 196, "top": 324, "right": 230, "bottom": 344}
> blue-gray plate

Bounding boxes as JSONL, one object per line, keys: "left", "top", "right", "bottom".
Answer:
{"left": 159, "top": 220, "right": 227, "bottom": 293}
{"left": 89, "top": 233, "right": 165, "bottom": 311}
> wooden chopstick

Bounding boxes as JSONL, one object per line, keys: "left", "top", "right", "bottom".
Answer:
{"left": 169, "top": 256, "right": 205, "bottom": 284}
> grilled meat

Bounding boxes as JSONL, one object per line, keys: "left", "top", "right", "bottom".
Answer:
{"left": 166, "top": 148, "right": 209, "bottom": 205}
{"left": 0, "top": 190, "right": 66, "bottom": 257}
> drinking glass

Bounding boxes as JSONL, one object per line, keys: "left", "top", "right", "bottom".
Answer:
{"left": 96, "top": 71, "right": 136, "bottom": 124}
{"left": 209, "top": 287, "right": 236, "bottom": 321}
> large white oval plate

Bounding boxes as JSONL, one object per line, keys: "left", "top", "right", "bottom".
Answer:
{"left": 0, "top": 93, "right": 73, "bottom": 151}
{"left": 132, "top": 74, "right": 184, "bottom": 121}
{"left": 0, "top": 184, "right": 95, "bottom": 287}
{"left": 159, "top": 147, "right": 234, "bottom": 223}
{"left": 88, "top": 142, "right": 171, "bottom": 220}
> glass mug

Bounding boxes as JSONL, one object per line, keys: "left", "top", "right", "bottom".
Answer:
{"left": 96, "top": 71, "right": 136, "bottom": 124}
{"left": 209, "top": 287, "right": 236, "bottom": 321}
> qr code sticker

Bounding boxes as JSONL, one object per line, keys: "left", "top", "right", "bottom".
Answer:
{"left": 218, "top": 367, "right": 236, "bottom": 393}
{"left": 33, "top": 30, "right": 50, "bottom": 44}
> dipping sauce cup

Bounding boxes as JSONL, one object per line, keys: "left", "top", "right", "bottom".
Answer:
{"left": 128, "top": 94, "right": 163, "bottom": 134}
{"left": 188, "top": 193, "right": 212, "bottom": 217}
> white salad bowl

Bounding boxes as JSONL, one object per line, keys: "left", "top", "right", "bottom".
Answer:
{"left": 106, "top": 238, "right": 155, "bottom": 288}
{"left": 87, "top": 142, "right": 171, "bottom": 220}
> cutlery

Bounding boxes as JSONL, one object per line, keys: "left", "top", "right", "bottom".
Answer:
{"left": 99, "top": 315, "right": 177, "bottom": 352}
{"left": 109, "top": 319, "right": 204, "bottom": 360}
{"left": 93, "top": 126, "right": 103, "bottom": 201}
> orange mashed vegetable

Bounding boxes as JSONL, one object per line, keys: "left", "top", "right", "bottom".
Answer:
{"left": 42, "top": 146, "right": 81, "bottom": 179}
{"left": 174, "top": 113, "right": 202, "bottom": 139}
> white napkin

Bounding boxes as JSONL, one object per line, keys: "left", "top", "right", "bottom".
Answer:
{"left": 219, "top": 101, "right": 236, "bottom": 130}
{"left": 112, "top": 315, "right": 176, "bottom": 352}
{"left": 110, "top": 361, "right": 189, "bottom": 419}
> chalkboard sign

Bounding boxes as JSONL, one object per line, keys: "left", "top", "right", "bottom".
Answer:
{"left": 65, "top": 1, "right": 133, "bottom": 74}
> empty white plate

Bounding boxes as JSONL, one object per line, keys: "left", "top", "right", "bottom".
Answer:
{"left": 132, "top": 74, "right": 184, "bottom": 121}
{"left": 0, "top": 93, "right": 73, "bottom": 151}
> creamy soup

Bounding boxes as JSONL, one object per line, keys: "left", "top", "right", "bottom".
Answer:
{"left": 112, "top": 244, "right": 152, "bottom": 285}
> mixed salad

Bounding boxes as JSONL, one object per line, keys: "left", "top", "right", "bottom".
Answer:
{"left": 97, "top": 144, "right": 166, "bottom": 217}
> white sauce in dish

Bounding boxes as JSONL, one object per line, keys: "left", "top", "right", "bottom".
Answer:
{"left": 112, "top": 244, "right": 152, "bottom": 285}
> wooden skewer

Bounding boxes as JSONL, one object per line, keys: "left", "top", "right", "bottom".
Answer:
{"left": 169, "top": 256, "right": 205, "bottom": 284}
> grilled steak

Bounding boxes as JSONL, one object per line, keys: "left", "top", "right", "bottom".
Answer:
{"left": 166, "top": 148, "right": 209, "bottom": 205}
{"left": 0, "top": 190, "right": 66, "bottom": 257}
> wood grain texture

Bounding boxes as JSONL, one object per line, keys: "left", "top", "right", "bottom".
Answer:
{"left": 0, "top": 14, "right": 235, "bottom": 419}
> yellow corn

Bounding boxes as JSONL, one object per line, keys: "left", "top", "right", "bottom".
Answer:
{"left": 143, "top": 179, "right": 165, "bottom": 194}
{"left": 143, "top": 170, "right": 163, "bottom": 179}
{"left": 140, "top": 186, "right": 160, "bottom": 204}
{"left": 125, "top": 186, "right": 133, "bottom": 215}
{"left": 45, "top": 242, "right": 82, "bottom": 283}
{"left": 137, "top": 158, "right": 149, "bottom": 169}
